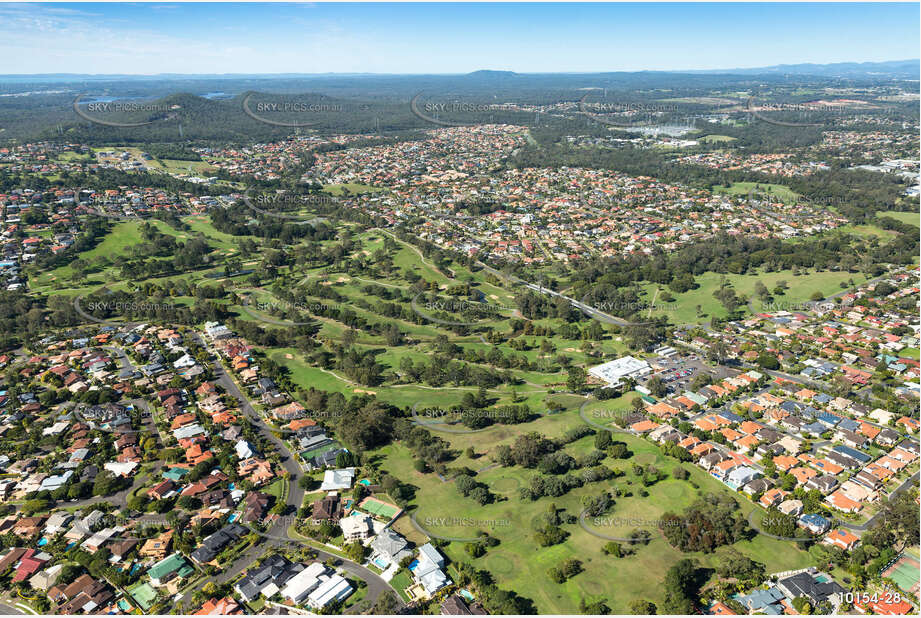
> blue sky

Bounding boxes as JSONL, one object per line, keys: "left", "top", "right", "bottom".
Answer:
{"left": 1, "top": 3, "right": 918, "bottom": 74}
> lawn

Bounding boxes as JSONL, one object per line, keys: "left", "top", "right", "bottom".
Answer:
{"left": 321, "top": 183, "right": 384, "bottom": 196}
{"left": 372, "top": 399, "right": 814, "bottom": 614}
{"left": 30, "top": 218, "right": 213, "bottom": 292}
{"left": 699, "top": 134, "right": 737, "bottom": 143}
{"left": 712, "top": 181, "right": 801, "bottom": 201}
{"left": 388, "top": 569, "right": 413, "bottom": 602}
{"left": 877, "top": 210, "right": 920, "bottom": 227}
{"left": 640, "top": 268, "right": 869, "bottom": 325}
{"left": 158, "top": 158, "right": 216, "bottom": 175}
{"left": 264, "top": 477, "right": 287, "bottom": 501}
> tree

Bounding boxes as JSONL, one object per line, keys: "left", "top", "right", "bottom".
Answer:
{"left": 602, "top": 541, "right": 622, "bottom": 557}
{"left": 792, "top": 596, "right": 813, "bottom": 614}
{"left": 567, "top": 366, "right": 586, "bottom": 392}
{"left": 594, "top": 431, "right": 612, "bottom": 450}
{"left": 469, "top": 486, "right": 492, "bottom": 505}
{"left": 646, "top": 376, "right": 667, "bottom": 398}
{"left": 629, "top": 600, "right": 657, "bottom": 615}
{"left": 714, "top": 547, "right": 765, "bottom": 584}
{"left": 344, "top": 541, "right": 367, "bottom": 563}
{"left": 662, "top": 558, "right": 699, "bottom": 614}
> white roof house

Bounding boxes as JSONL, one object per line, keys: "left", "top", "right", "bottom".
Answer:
{"left": 104, "top": 461, "right": 138, "bottom": 477}
{"left": 281, "top": 562, "right": 328, "bottom": 604}
{"left": 173, "top": 424, "right": 205, "bottom": 440}
{"left": 173, "top": 354, "right": 197, "bottom": 369}
{"left": 39, "top": 471, "right": 73, "bottom": 492}
{"left": 319, "top": 467, "right": 356, "bottom": 491}
{"left": 44, "top": 511, "right": 73, "bottom": 534}
{"left": 414, "top": 543, "right": 451, "bottom": 597}
{"left": 338, "top": 513, "right": 372, "bottom": 541}
{"left": 42, "top": 421, "right": 69, "bottom": 436}
{"left": 235, "top": 440, "right": 257, "bottom": 460}
{"left": 307, "top": 574, "right": 353, "bottom": 609}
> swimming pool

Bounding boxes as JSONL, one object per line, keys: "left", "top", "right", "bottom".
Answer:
{"left": 228, "top": 513, "right": 238, "bottom": 522}
{"left": 36, "top": 538, "right": 48, "bottom": 547}
{"left": 372, "top": 557, "right": 389, "bottom": 569}
{"left": 358, "top": 479, "right": 371, "bottom": 486}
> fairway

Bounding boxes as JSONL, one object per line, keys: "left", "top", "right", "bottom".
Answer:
{"left": 713, "top": 181, "right": 800, "bottom": 201}
{"left": 640, "top": 268, "right": 869, "bottom": 325}
{"left": 699, "top": 134, "right": 737, "bottom": 143}
{"left": 372, "top": 398, "right": 814, "bottom": 614}
{"left": 878, "top": 210, "right": 920, "bottom": 227}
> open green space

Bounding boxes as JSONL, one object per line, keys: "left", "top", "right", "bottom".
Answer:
{"left": 321, "top": 183, "right": 384, "bottom": 196}
{"left": 877, "top": 210, "right": 920, "bottom": 227}
{"left": 372, "top": 398, "right": 813, "bottom": 614}
{"left": 640, "top": 268, "right": 869, "bottom": 325}
{"left": 699, "top": 134, "right": 737, "bottom": 143}
{"left": 712, "top": 181, "right": 800, "bottom": 201}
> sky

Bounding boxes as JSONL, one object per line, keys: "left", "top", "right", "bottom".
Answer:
{"left": 0, "top": 2, "right": 918, "bottom": 75}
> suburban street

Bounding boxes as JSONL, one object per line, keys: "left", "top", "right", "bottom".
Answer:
{"left": 192, "top": 333, "right": 404, "bottom": 608}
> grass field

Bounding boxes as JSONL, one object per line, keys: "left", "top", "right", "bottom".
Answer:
{"left": 321, "top": 183, "right": 384, "bottom": 196}
{"left": 156, "top": 158, "right": 216, "bottom": 175}
{"left": 639, "top": 268, "right": 868, "bottom": 325}
{"left": 377, "top": 398, "right": 813, "bottom": 614}
{"left": 877, "top": 210, "right": 920, "bottom": 227}
{"left": 713, "top": 181, "right": 800, "bottom": 201}
{"left": 699, "top": 134, "right": 737, "bottom": 143}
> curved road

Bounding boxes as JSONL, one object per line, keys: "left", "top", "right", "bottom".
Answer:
{"left": 193, "top": 333, "right": 404, "bottom": 608}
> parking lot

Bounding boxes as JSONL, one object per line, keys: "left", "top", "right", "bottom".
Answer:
{"left": 639, "top": 353, "right": 736, "bottom": 395}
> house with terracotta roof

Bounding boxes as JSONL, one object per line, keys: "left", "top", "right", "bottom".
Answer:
{"left": 773, "top": 455, "right": 798, "bottom": 471}
{"left": 823, "top": 529, "right": 860, "bottom": 550}
{"left": 195, "top": 597, "right": 242, "bottom": 615}
{"left": 760, "top": 487, "right": 788, "bottom": 508}
{"left": 790, "top": 466, "right": 819, "bottom": 485}
{"left": 139, "top": 530, "right": 173, "bottom": 560}
{"left": 630, "top": 419, "right": 660, "bottom": 433}
{"left": 825, "top": 490, "right": 863, "bottom": 513}
{"left": 711, "top": 458, "right": 739, "bottom": 481}
{"left": 689, "top": 442, "right": 716, "bottom": 459}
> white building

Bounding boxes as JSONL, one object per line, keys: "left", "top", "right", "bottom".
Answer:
{"left": 413, "top": 543, "right": 451, "bottom": 597}
{"left": 307, "top": 574, "right": 353, "bottom": 609}
{"left": 203, "top": 321, "right": 233, "bottom": 341}
{"left": 338, "top": 513, "right": 373, "bottom": 541}
{"left": 280, "top": 562, "right": 327, "bottom": 604}
{"left": 319, "top": 467, "right": 355, "bottom": 491}
{"left": 588, "top": 356, "right": 651, "bottom": 387}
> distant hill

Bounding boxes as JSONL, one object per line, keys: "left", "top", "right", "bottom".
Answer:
{"left": 1, "top": 60, "right": 917, "bottom": 81}
{"left": 466, "top": 70, "right": 519, "bottom": 78}
{"left": 696, "top": 59, "right": 919, "bottom": 79}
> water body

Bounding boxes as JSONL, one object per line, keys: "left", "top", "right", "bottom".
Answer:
{"left": 77, "top": 95, "right": 149, "bottom": 104}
